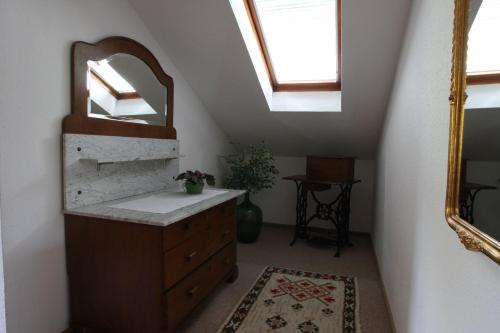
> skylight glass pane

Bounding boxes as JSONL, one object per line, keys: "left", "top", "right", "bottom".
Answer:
{"left": 88, "top": 60, "right": 136, "bottom": 93}
{"left": 253, "top": 0, "right": 338, "bottom": 83}
{"left": 467, "top": 0, "right": 500, "bottom": 73}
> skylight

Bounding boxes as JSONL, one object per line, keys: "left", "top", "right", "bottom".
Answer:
{"left": 467, "top": 0, "right": 500, "bottom": 74}
{"left": 246, "top": 0, "right": 341, "bottom": 91}
{"left": 88, "top": 60, "right": 136, "bottom": 93}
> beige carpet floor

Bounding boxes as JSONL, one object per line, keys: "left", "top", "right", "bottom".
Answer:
{"left": 178, "top": 225, "right": 393, "bottom": 333}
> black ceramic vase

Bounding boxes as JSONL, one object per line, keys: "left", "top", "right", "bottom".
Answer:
{"left": 236, "top": 193, "right": 263, "bottom": 243}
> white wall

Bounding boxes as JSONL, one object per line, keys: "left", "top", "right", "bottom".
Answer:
{"left": 130, "top": 0, "right": 412, "bottom": 158}
{"left": 465, "top": 84, "right": 500, "bottom": 110}
{"left": 0, "top": 1, "right": 231, "bottom": 332}
{"left": 463, "top": 107, "right": 500, "bottom": 160}
{"left": 252, "top": 157, "right": 375, "bottom": 233}
{"left": 373, "top": 0, "right": 500, "bottom": 332}
{"left": 0, "top": 186, "right": 7, "bottom": 333}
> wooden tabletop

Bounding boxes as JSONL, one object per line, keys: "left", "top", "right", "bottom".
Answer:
{"left": 282, "top": 175, "right": 361, "bottom": 186}
{"left": 464, "top": 182, "right": 498, "bottom": 191}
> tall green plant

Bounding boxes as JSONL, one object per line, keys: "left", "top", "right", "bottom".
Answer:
{"left": 222, "top": 142, "right": 279, "bottom": 194}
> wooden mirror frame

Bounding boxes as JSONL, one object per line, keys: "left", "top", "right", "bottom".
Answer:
{"left": 446, "top": 0, "right": 500, "bottom": 264}
{"left": 64, "top": 36, "right": 176, "bottom": 139}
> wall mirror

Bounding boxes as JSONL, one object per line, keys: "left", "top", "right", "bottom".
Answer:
{"left": 64, "top": 37, "right": 176, "bottom": 139}
{"left": 88, "top": 53, "right": 167, "bottom": 126}
{"left": 447, "top": 0, "right": 500, "bottom": 264}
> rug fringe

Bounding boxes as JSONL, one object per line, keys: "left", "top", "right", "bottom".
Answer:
{"left": 354, "top": 277, "right": 362, "bottom": 333}
{"left": 216, "top": 265, "right": 270, "bottom": 333}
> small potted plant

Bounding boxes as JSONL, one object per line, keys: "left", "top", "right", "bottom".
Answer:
{"left": 176, "top": 170, "right": 215, "bottom": 194}
{"left": 222, "top": 142, "right": 279, "bottom": 243}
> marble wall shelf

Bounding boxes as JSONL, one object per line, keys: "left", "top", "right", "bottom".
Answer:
{"left": 81, "top": 155, "right": 186, "bottom": 172}
{"left": 80, "top": 155, "right": 185, "bottom": 165}
{"left": 70, "top": 135, "right": 180, "bottom": 163}
{"left": 63, "top": 134, "right": 180, "bottom": 210}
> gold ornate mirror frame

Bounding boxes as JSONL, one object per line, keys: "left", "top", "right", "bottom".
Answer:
{"left": 446, "top": 0, "right": 500, "bottom": 264}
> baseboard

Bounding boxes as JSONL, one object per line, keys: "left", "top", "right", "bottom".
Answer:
{"left": 262, "top": 221, "right": 294, "bottom": 229}
{"left": 262, "top": 222, "right": 370, "bottom": 236}
{"left": 370, "top": 239, "right": 397, "bottom": 333}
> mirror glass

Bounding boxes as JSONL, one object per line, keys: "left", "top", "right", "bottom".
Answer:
{"left": 87, "top": 53, "right": 167, "bottom": 126}
{"left": 462, "top": 0, "right": 500, "bottom": 239}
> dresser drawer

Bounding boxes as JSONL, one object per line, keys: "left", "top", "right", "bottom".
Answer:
{"left": 164, "top": 231, "right": 211, "bottom": 289}
{"left": 165, "top": 243, "right": 237, "bottom": 331}
{"left": 207, "top": 200, "right": 236, "bottom": 224}
{"left": 163, "top": 212, "right": 208, "bottom": 251}
{"left": 211, "top": 242, "right": 236, "bottom": 287}
{"left": 165, "top": 258, "right": 214, "bottom": 331}
{"left": 209, "top": 216, "right": 236, "bottom": 255}
{"left": 208, "top": 200, "right": 236, "bottom": 250}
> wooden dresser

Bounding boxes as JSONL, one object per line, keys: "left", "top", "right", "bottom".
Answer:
{"left": 63, "top": 37, "right": 242, "bottom": 333}
{"left": 65, "top": 199, "right": 238, "bottom": 333}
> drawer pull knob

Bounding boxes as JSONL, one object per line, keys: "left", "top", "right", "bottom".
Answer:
{"left": 187, "top": 286, "right": 199, "bottom": 296}
{"left": 223, "top": 230, "right": 230, "bottom": 237}
{"left": 185, "top": 251, "right": 197, "bottom": 262}
{"left": 223, "top": 258, "right": 231, "bottom": 265}
{"left": 183, "top": 222, "right": 191, "bottom": 231}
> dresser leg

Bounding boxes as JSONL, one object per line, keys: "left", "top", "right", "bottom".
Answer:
{"left": 227, "top": 265, "right": 239, "bottom": 283}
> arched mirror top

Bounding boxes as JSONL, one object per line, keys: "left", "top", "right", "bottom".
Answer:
{"left": 64, "top": 36, "right": 176, "bottom": 139}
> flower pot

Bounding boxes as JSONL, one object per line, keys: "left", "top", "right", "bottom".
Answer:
{"left": 236, "top": 193, "right": 263, "bottom": 243}
{"left": 185, "top": 182, "right": 204, "bottom": 194}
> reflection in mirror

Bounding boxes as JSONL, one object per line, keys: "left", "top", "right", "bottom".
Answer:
{"left": 87, "top": 53, "right": 167, "bottom": 126}
{"left": 462, "top": 0, "right": 500, "bottom": 240}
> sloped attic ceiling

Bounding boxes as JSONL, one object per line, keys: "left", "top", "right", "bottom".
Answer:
{"left": 129, "top": 0, "right": 412, "bottom": 158}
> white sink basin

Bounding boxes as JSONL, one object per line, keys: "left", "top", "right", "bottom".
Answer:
{"left": 108, "top": 189, "right": 228, "bottom": 214}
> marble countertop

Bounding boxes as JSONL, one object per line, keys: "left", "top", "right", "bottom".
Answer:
{"left": 63, "top": 187, "right": 246, "bottom": 227}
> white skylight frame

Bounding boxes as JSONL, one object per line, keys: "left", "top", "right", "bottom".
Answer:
{"left": 245, "top": 0, "right": 341, "bottom": 92}
{"left": 467, "top": 0, "right": 500, "bottom": 85}
{"left": 88, "top": 60, "right": 136, "bottom": 93}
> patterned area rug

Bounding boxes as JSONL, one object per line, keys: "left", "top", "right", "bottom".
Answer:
{"left": 218, "top": 266, "right": 360, "bottom": 333}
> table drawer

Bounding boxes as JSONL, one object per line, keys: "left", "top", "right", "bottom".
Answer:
{"left": 164, "top": 231, "right": 211, "bottom": 289}
{"left": 165, "top": 258, "right": 214, "bottom": 331}
{"left": 163, "top": 212, "right": 207, "bottom": 251}
{"left": 306, "top": 156, "right": 355, "bottom": 182}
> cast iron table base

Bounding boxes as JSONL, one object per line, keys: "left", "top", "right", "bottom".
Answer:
{"left": 283, "top": 175, "right": 360, "bottom": 257}
{"left": 460, "top": 182, "right": 497, "bottom": 225}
